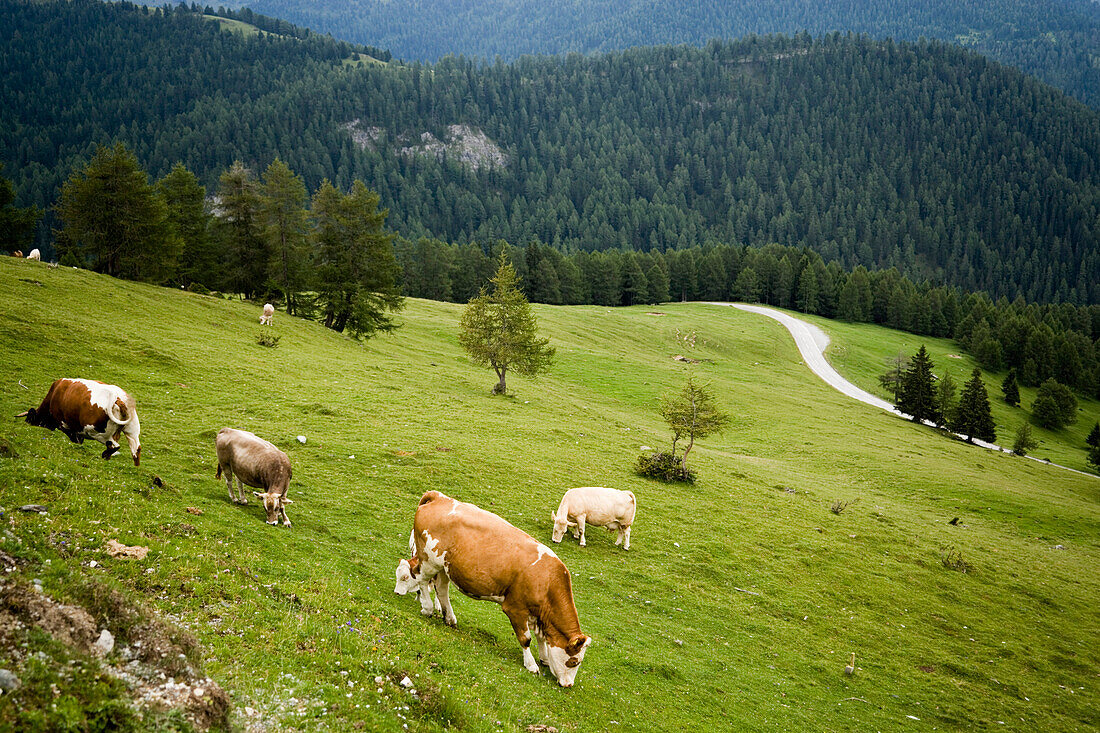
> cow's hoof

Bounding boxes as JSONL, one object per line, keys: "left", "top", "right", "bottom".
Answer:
{"left": 420, "top": 608, "right": 434, "bottom": 617}
{"left": 445, "top": 616, "right": 457, "bottom": 628}
{"left": 283, "top": 521, "right": 292, "bottom": 528}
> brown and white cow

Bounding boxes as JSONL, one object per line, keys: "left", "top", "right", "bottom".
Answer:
{"left": 260, "top": 303, "right": 274, "bottom": 325}
{"left": 215, "top": 427, "right": 292, "bottom": 526}
{"left": 394, "top": 490, "right": 592, "bottom": 687}
{"left": 551, "top": 487, "right": 636, "bottom": 550}
{"left": 20, "top": 378, "right": 141, "bottom": 465}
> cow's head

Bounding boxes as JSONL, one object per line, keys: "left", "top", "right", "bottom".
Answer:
{"left": 393, "top": 556, "right": 422, "bottom": 595}
{"left": 550, "top": 512, "right": 569, "bottom": 543}
{"left": 545, "top": 633, "right": 591, "bottom": 687}
{"left": 252, "top": 491, "right": 291, "bottom": 524}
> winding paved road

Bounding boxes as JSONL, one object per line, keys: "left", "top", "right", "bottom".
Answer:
{"left": 719, "top": 302, "right": 1096, "bottom": 480}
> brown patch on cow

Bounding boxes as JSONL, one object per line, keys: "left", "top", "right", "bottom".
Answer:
{"left": 565, "top": 657, "right": 579, "bottom": 668}
{"left": 565, "top": 634, "right": 588, "bottom": 656}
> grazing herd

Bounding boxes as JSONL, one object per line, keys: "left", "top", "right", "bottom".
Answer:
{"left": 17, "top": 301, "right": 638, "bottom": 688}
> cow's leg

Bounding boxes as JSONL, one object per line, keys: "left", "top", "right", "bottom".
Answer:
{"left": 280, "top": 503, "right": 292, "bottom": 527}
{"left": 622, "top": 525, "right": 631, "bottom": 550}
{"left": 434, "top": 574, "right": 457, "bottom": 627}
{"left": 576, "top": 513, "right": 587, "bottom": 546}
{"left": 223, "top": 469, "right": 235, "bottom": 503}
{"left": 502, "top": 603, "right": 539, "bottom": 675}
{"left": 235, "top": 477, "right": 248, "bottom": 504}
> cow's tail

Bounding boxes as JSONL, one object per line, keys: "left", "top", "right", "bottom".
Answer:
{"left": 107, "top": 397, "right": 132, "bottom": 426}
{"left": 418, "top": 490, "right": 443, "bottom": 506}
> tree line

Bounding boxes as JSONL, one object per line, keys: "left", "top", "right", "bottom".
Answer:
{"left": 4, "top": 1, "right": 1100, "bottom": 308}
{"left": 397, "top": 237, "right": 1100, "bottom": 399}
{"left": 54, "top": 142, "right": 402, "bottom": 339}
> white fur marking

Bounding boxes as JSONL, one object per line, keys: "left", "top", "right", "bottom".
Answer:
{"left": 533, "top": 543, "right": 558, "bottom": 564}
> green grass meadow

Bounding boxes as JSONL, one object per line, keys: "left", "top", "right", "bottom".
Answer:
{"left": 0, "top": 258, "right": 1097, "bottom": 731}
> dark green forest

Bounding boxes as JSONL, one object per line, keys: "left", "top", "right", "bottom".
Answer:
{"left": 240, "top": 0, "right": 1100, "bottom": 109}
{"left": 3, "top": 0, "right": 1100, "bottom": 307}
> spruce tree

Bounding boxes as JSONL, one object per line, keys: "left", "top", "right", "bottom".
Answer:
{"left": 1001, "top": 368, "right": 1020, "bottom": 406}
{"left": 935, "top": 370, "right": 957, "bottom": 428}
{"left": 0, "top": 163, "right": 41, "bottom": 252}
{"left": 951, "top": 367, "right": 996, "bottom": 443}
{"left": 57, "top": 141, "right": 178, "bottom": 282}
{"left": 214, "top": 161, "right": 267, "bottom": 299}
{"left": 897, "top": 345, "right": 941, "bottom": 424}
{"left": 459, "top": 249, "right": 554, "bottom": 394}
{"left": 157, "top": 163, "right": 215, "bottom": 289}
{"left": 260, "top": 158, "right": 311, "bottom": 315}
{"left": 1085, "top": 421, "right": 1100, "bottom": 448}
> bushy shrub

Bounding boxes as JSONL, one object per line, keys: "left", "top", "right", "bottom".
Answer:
{"left": 636, "top": 451, "right": 695, "bottom": 483}
{"left": 257, "top": 332, "right": 280, "bottom": 348}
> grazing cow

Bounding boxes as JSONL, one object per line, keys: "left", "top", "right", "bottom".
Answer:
{"left": 20, "top": 378, "right": 141, "bottom": 465}
{"left": 11, "top": 251, "right": 22, "bottom": 258}
{"left": 26, "top": 249, "right": 40, "bottom": 261}
{"left": 260, "top": 303, "right": 274, "bottom": 325}
{"left": 215, "top": 427, "right": 292, "bottom": 526}
{"left": 394, "top": 490, "right": 592, "bottom": 687}
{"left": 551, "top": 487, "right": 636, "bottom": 550}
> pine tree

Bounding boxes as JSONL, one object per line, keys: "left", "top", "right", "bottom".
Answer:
{"left": 157, "top": 163, "right": 216, "bottom": 289}
{"left": 951, "top": 367, "right": 996, "bottom": 443}
{"left": 1085, "top": 421, "right": 1100, "bottom": 448}
{"left": 57, "top": 141, "right": 178, "bottom": 282}
{"left": 260, "top": 158, "right": 311, "bottom": 315}
{"left": 935, "top": 370, "right": 957, "bottom": 428}
{"left": 1001, "top": 368, "right": 1020, "bottom": 406}
{"left": 0, "top": 163, "right": 41, "bottom": 252}
{"left": 214, "top": 161, "right": 267, "bottom": 299}
{"left": 459, "top": 249, "right": 554, "bottom": 394}
{"left": 659, "top": 376, "right": 730, "bottom": 474}
{"left": 897, "top": 346, "right": 940, "bottom": 424}
{"left": 312, "top": 179, "right": 403, "bottom": 338}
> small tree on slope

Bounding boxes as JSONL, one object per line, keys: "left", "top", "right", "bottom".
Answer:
{"left": 897, "top": 345, "right": 941, "bottom": 425}
{"left": 951, "top": 368, "right": 996, "bottom": 444}
{"left": 459, "top": 249, "right": 554, "bottom": 394}
{"left": 660, "top": 376, "right": 730, "bottom": 474}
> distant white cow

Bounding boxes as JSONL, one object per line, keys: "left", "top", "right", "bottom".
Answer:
{"left": 260, "top": 303, "right": 275, "bottom": 325}
{"left": 26, "top": 249, "right": 40, "bottom": 261}
{"left": 551, "top": 487, "right": 636, "bottom": 550}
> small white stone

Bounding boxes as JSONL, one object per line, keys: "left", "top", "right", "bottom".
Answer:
{"left": 92, "top": 629, "right": 115, "bottom": 657}
{"left": 297, "top": 435, "right": 306, "bottom": 444}
{"left": 88, "top": 560, "right": 98, "bottom": 568}
{"left": 374, "top": 676, "right": 384, "bottom": 685}
{"left": 400, "top": 676, "right": 413, "bottom": 688}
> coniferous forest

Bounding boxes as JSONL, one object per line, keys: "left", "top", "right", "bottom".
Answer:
{"left": 240, "top": 0, "right": 1100, "bottom": 109}
{"left": 4, "top": 1, "right": 1100, "bottom": 309}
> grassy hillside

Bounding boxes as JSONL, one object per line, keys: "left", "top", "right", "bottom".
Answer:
{"left": 0, "top": 258, "right": 1098, "bottom": 731}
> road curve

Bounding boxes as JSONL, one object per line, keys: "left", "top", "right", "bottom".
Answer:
{"left": 716, "top": 302, "right": 1096, "bottom": 480}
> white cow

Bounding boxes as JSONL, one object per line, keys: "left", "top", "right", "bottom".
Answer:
{"left": 551, "top": 487, "right": 636, "bottom": 550}
{"left": 260, "top": 303, "right": 275, "bottom": 325}
{"left": 26, "top": 249, "right": 40, "bottom": 261}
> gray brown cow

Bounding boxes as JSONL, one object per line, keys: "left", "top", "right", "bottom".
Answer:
{"left": 215, "top": 427, "right": 292, "bottom": 526}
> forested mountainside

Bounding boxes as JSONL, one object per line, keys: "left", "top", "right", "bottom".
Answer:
{"left": 240, "top": 0, "right": 1100, "bottom": 108}
{"left": 3, "top": 1, "right": 1100, "bottom": 304}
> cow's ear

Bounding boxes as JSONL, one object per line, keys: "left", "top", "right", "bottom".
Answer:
{"left": 550, "top": 512, "right": 557, "bottom": 523}
{"left": 252, "top": 491, "right": 264, "bottom": 498}
{"left": 566, "top": 634, "right": 590, "bottom": 655}
{"left": 282, "top": 498, "right": 293, "bottom": 505}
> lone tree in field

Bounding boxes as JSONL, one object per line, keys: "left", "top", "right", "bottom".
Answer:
{"left": 897, "top": 345, "right": 941, "bottom": 425}
{"left": 1001, "top": 368, "right": 1020, "bottom": 406}
{"left": 459, "top": 250, "right": 554, "bottom": 394}
{"left": 1012, "top": 423, "right": 1038, "bottom": 456}
{"left": 950, "top": 367, "right": 996, "bottom": 443}
{"left": 660, "top": 376, "right": 730, "bottom": 474}
{"left": 934, "top": 370, "right": 958, "bottom": 428}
